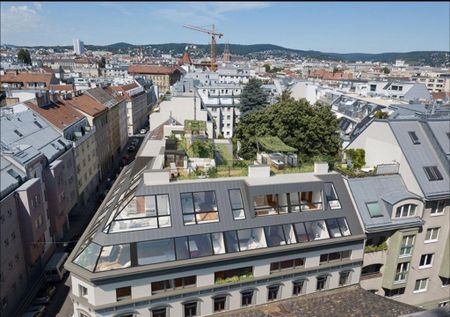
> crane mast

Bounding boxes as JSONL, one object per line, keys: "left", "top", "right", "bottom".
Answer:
{"left": 183, "top": 24, "right": 223, "bottom": 72}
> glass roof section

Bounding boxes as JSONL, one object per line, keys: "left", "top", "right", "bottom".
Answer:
{"left": 72, "top": 217, "right": 353, "bottom": 273}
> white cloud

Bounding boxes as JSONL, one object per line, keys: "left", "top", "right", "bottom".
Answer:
{"left": 1, "top": 5, "right": 44, "bottom": 33}
{"left": 154, "top": 2, "right": 270, "bottom": 25}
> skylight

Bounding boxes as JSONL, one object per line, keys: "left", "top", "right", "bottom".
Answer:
{"left": 423, "top": 166, "right": 443, "bottom": 181}
{"left": 408, "top": 131, "right": 420, "bottom": 145}
{"left": 366, "top": 202, "right": 383, "bottom": 218}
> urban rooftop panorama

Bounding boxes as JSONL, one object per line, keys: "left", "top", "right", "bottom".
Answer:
{"left": 0, "top": 2, "right": 449, "bottom": 317}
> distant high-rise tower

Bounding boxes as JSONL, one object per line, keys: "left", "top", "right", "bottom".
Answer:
{"left": 73, "top": 39, "right": 85, "bottom": 55}
{"left": 223, "top": 43, "right": 231, "bottom": 62}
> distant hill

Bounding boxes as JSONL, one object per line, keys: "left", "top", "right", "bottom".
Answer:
{"left": 8, "top": 42, "right": 449, "bottom": 66}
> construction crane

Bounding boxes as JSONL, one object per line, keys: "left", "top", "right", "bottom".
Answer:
{"left": 183, "top": 24, "right": 223, "bottom": 72}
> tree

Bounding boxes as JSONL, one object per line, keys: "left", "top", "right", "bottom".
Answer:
{"left": 263, "top": 64, "right": 271, "bottom": 72}
{"left": 345, "top": 148, "right": 366, "bottom": 169}
{"left": 277, "top": 88, "right": 294, "bottom": 103}
{"left": 373, "top": 110, "right": 389, "bottom": 119}
{"left": 98, "top": 56, "right": 106, "bottom": 68}
{"left": 235, "top": 99, "right": 341, "bottom": 161}
{"left": 381, "top": 67, "right": 390, "bottom": 74}
{"left": 239, "top": 78, "right": 268, "bottom": 115}
{"left": 17, "top": 49, "right": 32, "bottom": 65}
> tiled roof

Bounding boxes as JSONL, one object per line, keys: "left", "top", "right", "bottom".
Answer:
{"left": 128, "top": 64, "right": 180, "bottom": 75}
{"left": 1, "top": 72, "right": 55, "bottom": 86}
{"left": 24, "top": 98, "right": 84, "bottom": 130}
{"left": 215, "top": 285, "right": 423, "bottom": 317}
{"left": 64, "top": 94, "right": 107, "bottom": 117}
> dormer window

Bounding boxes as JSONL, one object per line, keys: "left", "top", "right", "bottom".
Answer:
{"left": 395, "top": 204, "right": 417, "bottom": 218}
{"left": 424, "top": 166, "right": 443, "bottom": 181}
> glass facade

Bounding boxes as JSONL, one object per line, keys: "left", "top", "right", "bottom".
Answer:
{"left": 181, "top": 191, "right": 219, "bottom": 225}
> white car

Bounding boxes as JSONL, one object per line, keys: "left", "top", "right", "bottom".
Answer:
{"left": 139, "top": 129, "right": 147, "bottom": 134}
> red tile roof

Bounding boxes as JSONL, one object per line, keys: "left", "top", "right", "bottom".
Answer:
{"left": 128, "top": 64, "right": 181, "bottom": 75}
{"left": 1, "top": 72, "right": 57, "bottom": 87}
{"left": 24, "top": 97, "right": 84, "bottom": 130}
{"left": 64, "top": 94, "right": 108, "bottom": 117}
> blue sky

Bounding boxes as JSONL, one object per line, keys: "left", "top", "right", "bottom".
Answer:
{"left": 1, "top": 2, "right": 448, "bottom": 53}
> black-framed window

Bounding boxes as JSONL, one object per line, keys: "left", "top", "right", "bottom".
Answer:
{"left": 320, "top": 250, "right": 351, "bottom": 264}
{"left": 116, "top": 286, "right": 131, "bottom": 301}
{"left": 223, "top": 231, "right": 240, "bottom": 253}
{"left": 408, "top": 131, "right": 420, "bottom": 144}
{"left": 270, "top": 258, "right": 305, "bottom": 273}
{"left": 181, "top": 191, "right": 219, "bottom": 225}
{"left": 241, "top": 290, "right": 254, "bottom": 307}
{"left": 151, "top": 307, "right": 167, "bottom": 317}
{"left": 137, "top": 239, "right": 175, "bottom": 266}
{"left": 324, "top": 183, "right": 341, "bottom": 209}
{"left": 229, "top": 189, "right": 245, "bottom": 220}
{"left": 213, "top": 295, "right": 227, "bottom": 312}
{"left": 316, "top": 275, "right": 328, "bottom": 291}
{"left": 264, "top": 225, "right": 287, "bottom": 247}
{"left": 183, "top": 301, "right": 198, "bottom": 317}
{"left": 151, "top": 276, "right": 196, "bottom": 294}
{"left": 339, "top": 271, "right": 351, "bottom": 286}
{"left": 267, "top": 285, "right": 280, "bottom": 301}
{"left": 292, "top": 280, "right": 305, "bottom": 296}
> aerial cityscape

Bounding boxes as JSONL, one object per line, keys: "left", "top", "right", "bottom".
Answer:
{"left": 0, "top": 2, "right": 449, "bottom": 317}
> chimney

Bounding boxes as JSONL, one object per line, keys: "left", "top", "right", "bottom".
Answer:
{"left": 248, "top": 164, "right": 271, "bottom": 178}
{"left": 314, "top": 162, "right": 329, "bottom": 174}
{"left": 143, "top": 170, "right": 170, "bottom": 185}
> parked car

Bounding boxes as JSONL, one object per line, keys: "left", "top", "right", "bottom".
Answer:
{"left": 127, "top": 145, "right": 136, "bottom": 153}
{"left": 139, "top": 128, "right": 147, "bottom": 134}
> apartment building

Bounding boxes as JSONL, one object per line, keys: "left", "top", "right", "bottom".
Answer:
{"left": 112, "top": 82, "right": 150, "bottom": 136}
{"left": 346, "top": 117, "right": 450, "bottom": 309}
{"left": 66, "top": 92, "right": 111, "bottom": 180}
{"left": 0, "top": 105, "right": 76, "bottom": 315}
{"left": 24, "top": 93, "right": 100, "bottom": 205}
{"left": 354, "top": 81, "right": 432, "bottom": 102}
{"left": 414, "top": 74, "right": 450, "bottom": 93}
{"left": 65, "top": 153, "right": 366, "bottom": 317}
{"left": 128, "top": 65, "right": 183, "bottom": 95}
{"left": 197, "top": 83, "right": 242, "bottom": 138}
{"left": 85, "top": 87, "right": 128, "bottom": 162}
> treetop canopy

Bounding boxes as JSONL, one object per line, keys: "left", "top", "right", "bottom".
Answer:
{"left": 257, "top": 136, "right": 297, "bottom": 153}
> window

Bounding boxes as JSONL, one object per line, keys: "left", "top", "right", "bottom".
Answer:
{"left": 151, "top": 308, "right": 167, "bottom": 317}
{"left": 264, "top": 225, "right": 287, "bottom": 247}
{"left": 414, "top": 278, "right": 428, "bottom": 292}
{"left": 440, "top": 277, "right": 450, "bottom": 286}
{"left": 419, "top": 254, "right": 433, "bottom": 268}
{"left": 223, "top": 231, "right": 240, "bottom": 253}
{"left": 366, "top": 202, "right": 382, "bottom": 218}
{"left": 429, "top": 200, "right": 447, "bottom": 215}
{"left": 292, "top": 280, "right": 305, "bottom": 296}
{"left": 215, "top": 267, "right": 253, "bottom": 284}
{"left": 395, "top": 204, "right": 417, "bottom": 218}
{"left": 394, "top": 262, "right": 409, "bottom": 283}
{"left": 316, "top": 275, "right": 328, "bottom": 291}
{"left": 183, "top": 301, "right": 198, "bottom": 317}
{"left": 320, "top": 250, "right": 351, "bottom": 264}
{"left": 361, "top": 264, "right": 383, "bottom": 276}
{"left": 423, "top": 166, "right": 443, "bottom": 181}
{"left": 137, "top": 239, "right": 175, "bottom": 266}
{"left": 213, "top": 295, "right": 227, "bottom": 312}
{"left": 237, "top": 227, "right": 267, "bottom": 250}
{"left": 324, "top": 183, "right": 341, "bottom": 209}
{"left": 79, "top": 285, "right": 88, "bottom": 298}
{"left": 339, "top": 271, "right": 350, "bottom": 286}
{"left": 326, "top": 218, "right": 351, "bottom": 238}
{"left": 267, "top": 285, "right": 280, "bottom": 301}
{"left": 399, "top": 235, "right": 415, "bottom": 257}
{"left": 408, "top": 131, "right": 420, "bottom": 144}
{"left": 188, "top": 234, "right": 213, "bottom": 258}
{"left": 425, "top": 227, "right": 440, "bottom": 242}
{"left": 151, "top": 276, "right": 196, "bottom": 294}
{"left": 439, "top": 301, "right": 449, "bottom": 307}
{"left": 181, "top": 191, "right": 219, "bottom": 225}
{"left": 254, "top": 194, "right": 278, "bottom": 216}
{"left": 385, "top": 287, "right": 405, "bottom": 297}
{"left": 270, "top": 258, "right": 305, "bottom": 273}
{"left": 229, "top": 189, "right": 245, "bottom": 220}
{"left": 116, "top": 286, "right": 131, "bottom": 301}
{"left": 241, "top": 290, "right": 254, "bottom": 307}
{"left": 304, "top": 220, "right": 330, "bottom": 240}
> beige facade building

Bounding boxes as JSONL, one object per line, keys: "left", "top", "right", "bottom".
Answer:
{"left": 128, "top": 65, "right": 183, "bottom": 95}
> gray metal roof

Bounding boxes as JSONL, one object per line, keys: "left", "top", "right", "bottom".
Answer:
{"left": 389, "top": 120, "right": 450, "bottom": 199}
{"left": 347, "top": 175, "right": 423, "bottom": 232}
